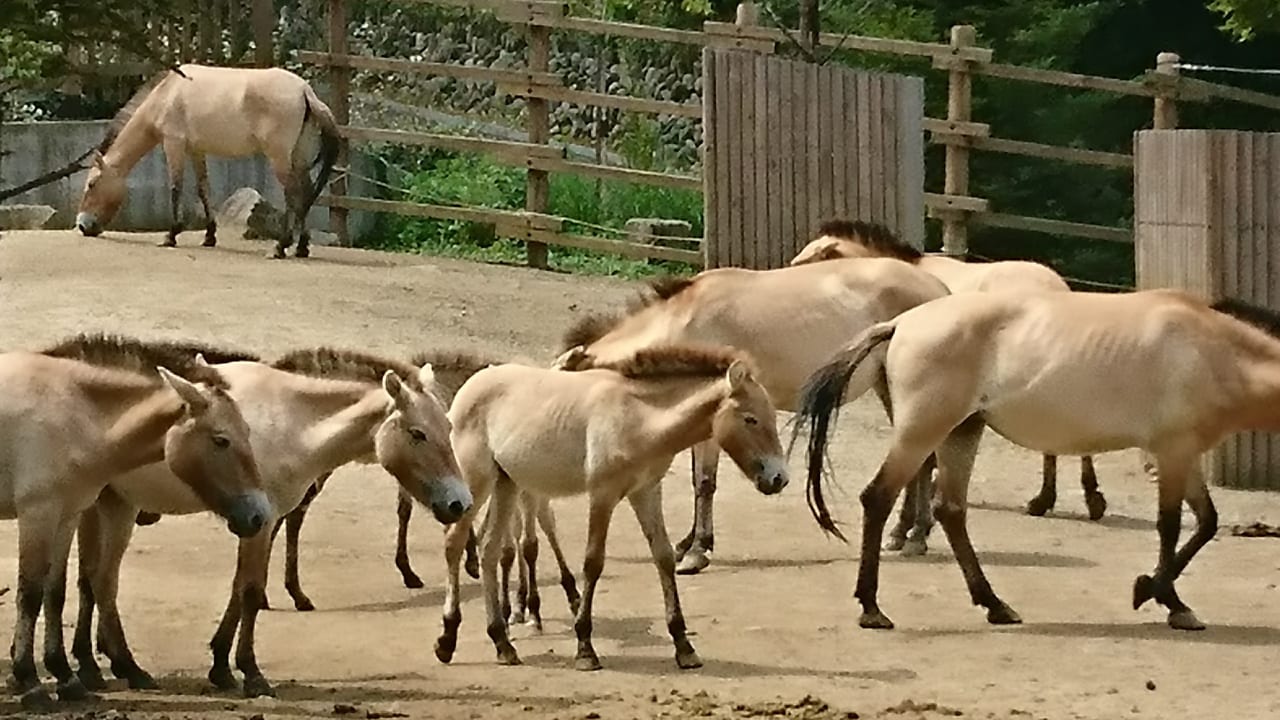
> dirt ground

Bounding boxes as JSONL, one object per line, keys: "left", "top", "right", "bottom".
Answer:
{"left": 3, "top": 229, "right": 1280, "bottom": 720}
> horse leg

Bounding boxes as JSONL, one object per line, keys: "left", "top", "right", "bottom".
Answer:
{"left": 72, "top": 506, "right": 106, "bottom": 691}
{"left": 208, "top": 539, "right": 248, "bottom": 692}
{"left": 901, "top": 454, "right": 938, "bottom": 556}
{"left": 192, "top": 152, "right": 217, "bottom": 247}
{"left": 499, "top": 513, "right": 517, "bottom": 626}
{"left": 161, "top": 140, "right": 186, "bottom": 247}
{"left": 509, "top": 495, "right": 532, "bottom": 627}
{"left": 85, "top": 493, "right": 153, "bottom": 689}
{"left": 1080, "top": 456, "right": 1107, "bottom": 520}
{"left": 11, "top": 506, "right": 58, "bottom": 710}
{"left": 1027, "top": 454, "right": 1058, "bottom": 516}
{"left": 290, "top": 159, "right": 314, "bottom": 259}
{"left": 231, "top": 529, "right": 275, "bottom": 698}
{"left": 41, "top": 515, "right": 91, "bottom": 701}
{"left": 573, "top": 490, "right": 619, "bottom": 671}
{"left": 284, "top": 477, "right": 324, "bottom": 611}
{"left": 464, "top": 523, "right": 481, "bottom": 581}
{"left": 266, "top": 158, "right": 295, "bottom": 259}
{"left": 933, "top": 416, "right": 1021, "bottom": 625}
{"left": 481, "top": 475, "right": 521, "bottom": 665}
{"left": 436, "top": 470, "right": 495, "bottom": 664}
{"left": 1133, "top": 454, "right": 1215, "bottom": 631}
{"left": 536, "top": 496, "right": 580, "bottom": 615}
{"left": 885, "top": 472, "right": 917, "bottom": 552}
{"left": 395, "top": 491, "right": 424, "bottom": 589}
{"left": 628, "top": 481, "right": 701, "bottom": 669}
{"left": 676, "top": 441, "right": 719, "bottom": 575}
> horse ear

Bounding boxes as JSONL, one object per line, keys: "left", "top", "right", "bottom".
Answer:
{"left": 726, "top": 360, "right": 751, "bottom": 392}
{"left": 382, "top": 370, "right": 408, "bottom": 406}
{"left": 157, "top": 366, "right": 210, "bottom": 414}
{"left": 417, "top": 363, "right": 436, "bottom": 388}
{"left": 552, "top": 345, "right": 590, "bottom": 371}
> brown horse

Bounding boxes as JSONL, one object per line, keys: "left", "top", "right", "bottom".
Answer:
{"left": 563, "top": 247, "right": 949, "bottom": 573}
{"left": 436, "top": 344, "right": 788, "bottom": 671}
{"left": 1, "top": 334, "right": 268, "bottom": 711}
{"left": 76, "top": 64, "right": 339, "bottom": 259}
{"left": 790, "top": 219, "right": 1105, "bottom": 553}
{"left": 793, "top": 290, "right": 1280, "bottom": 633}
{"left": 72, "top": 347, "right": 471, "bottom": 698}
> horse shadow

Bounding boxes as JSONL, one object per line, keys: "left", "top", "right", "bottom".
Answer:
{"left": 968, "top": 500, "right": 1157, "bottom": 532}
{"left": 882, "top": 549, "right": 1096, "bottom": 569}
{"left": 329, "top": 582, "right": 482, "bottom": 614}
{"left": 522, "top": 650, "right": 917, "bottom": 682}
{"left": 901, "top": 621, "right": 1280, "bottom": 646}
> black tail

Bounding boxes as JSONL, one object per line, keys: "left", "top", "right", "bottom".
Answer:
{"left": 302, "top": 91, "right": 341, "bottom": 213}
{"left": 789, "top": 322, "right": 897, "bottom": 542}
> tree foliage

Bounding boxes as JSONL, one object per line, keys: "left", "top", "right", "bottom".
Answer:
{"left": 1208, "top": 0, "right": 1280, "bottom": 39}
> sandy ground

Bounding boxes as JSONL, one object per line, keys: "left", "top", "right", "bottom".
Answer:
{"left": 2, "top": 229, "right": 1280, "bottom": 720}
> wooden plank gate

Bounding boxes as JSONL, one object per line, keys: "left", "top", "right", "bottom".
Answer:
{"left": 1135, "top": 128, "right": 1280, "bottom": 489}
{"left": 701, "top": 49, "right": 925, "bottom": 269}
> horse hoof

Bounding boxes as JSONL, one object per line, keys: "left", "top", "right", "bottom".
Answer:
{"left": 125, "top": 669, "right": 158, "bottom": 691}
{"left": 433, "top": 637, "right": 456, "bottom": 664}
{"left": 201, "top": 238, "right": 217, "bottom": 248}
{"left": 464, "top": 557, "right": 480, "bottom": 580}
{"left": 158, "top": 240, "right": 177, "bottom": 248}
{"left": 294, "top": 246, "right": 310, "bottom": 259}
{"left": 496, "top": 646, "right": 522, "bottom": 666}
{"left": 293, "top": 596, "right": 316, "bottom": 612}
{"left": 402, "top": 573, "right": 425, "bottom": 590}
{"left": 1132, "top": 574, "right": 1156, "bottom": 610}
{"left": 75, "top": 664, "right": 107, "bottom": 692}
{"left": 859, "top": 610, "right": 895, "bottom": 630}
{"left": 1168, "top": 609, "right": 1206, "bottom": 631}
{"left": 883, "top": 534, "right": 907, "bottom": 552}
{"left": 574, "top": 654, "right": 602, "bottom": 672}
{"left": 674, "top": 534, "right": 695, "bottom": 560}
{"left": 676, "top": 649, "right": 703, "bottom": 670}
{"left": 509, "top": 609, "right": 526, "bottom": 625}
{"left": 900, "top": 537, "right": 928, "bottom": 557}
{"left": 267, "top": 249, "right": 287, "bottom": 259}
{"left": 675, "top": 550, "right": 710, "bottom": 575}
{"left": 1025, "top": 495, "right": 1054, "bottom": 517}
{"left": 242, "top": 675, "right": 275, "bottom": 699}
{"left": 55, "top": 677, "right": 94, "bottom": 702}
{"left": 1086, "top": 493, "right": 1108, "bottom": 521}
{"left": 208, "top": 666, "right": 238, "bottom": 691}
{"left": 987, "top": 603, "right": 1023, "bottom": 625}
{"left": 19, "top": 686, "right": 56, "bottom": 712}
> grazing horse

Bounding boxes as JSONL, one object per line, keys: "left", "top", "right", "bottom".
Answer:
{"left": 562, "top": 251, "right": 949, "bottom": 573}
{"left": 71, "top": 347, "right": 472, "bottom": 698}
{"left": 791, "top": 219, "right": 1105, "bottom": 554}
{"left": 76, "top": 64, "right": 339, "bottom": 259}
{"left": 434, "top": 345, "right": 788, "bottom": 671}
{"left": 0, "top": 334, "right": 269, "bottom": 710}
{"left": 793, "top": 289, "right": 1280, "bottom": 633}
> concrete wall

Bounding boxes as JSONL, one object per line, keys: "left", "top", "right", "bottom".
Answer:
{"left": 0, "top": 120, "right": 377, "bottom": 239}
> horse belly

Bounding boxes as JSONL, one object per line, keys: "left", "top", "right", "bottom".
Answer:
{"left": 983, "top": 387, "right": 1150, "bottom": 455}
{"left": 110, "top": 465, "right": 206, "bottom": 515}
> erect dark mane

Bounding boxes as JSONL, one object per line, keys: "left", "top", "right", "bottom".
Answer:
{"left": 559, "top": 274, "right": 698, "bottom": 351}
{"left": 591, "top": 344, "right": 749, "bottom": 380}
{"left": 98, "top": 69, "right": 172, "bottom": 153}
{"left": 817, "top": 218, "right": 921, "bottom": 262}
{"left": 42, "top": 333, "right": 257, "bottom": 388}
{"left": 271, "top": 347, "right": 424, "bottom": 390}
{"left": 409, "top": 349, "right": 499, "bottom": 398}
{"left": 1211, "top": 297, "right": 1280, "bottom": 338}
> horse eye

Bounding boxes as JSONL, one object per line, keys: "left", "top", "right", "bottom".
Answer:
{"left": 744, "top": 415, "right": 759, "bottom": 426}
{"left": 408, "top": 427, "right": 428, "bottom": 443}
{"left": 212, "top": 435, "right": 231, "bottom": 449}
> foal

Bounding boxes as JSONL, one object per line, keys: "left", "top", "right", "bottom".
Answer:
{"left": 73, "top": 347, "right": 472, "bottom": 697}
{"left": 1, "top": 334, "right": 269, "bottom": 710}
{"left": 436, "top": 344, "right": 788, "bottom": 671}
{"left": 794, "top": 290, "right": 1280, "bottom": 632}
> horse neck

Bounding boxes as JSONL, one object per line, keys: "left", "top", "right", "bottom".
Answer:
{"left": 627, "top": 375, "right": 727, "bottom": 456}
{"left": 103, "top": 114, "right": 160, "bottom": 172}
{"left": 292, "top": 381, "right": 389, "bottom": 469}
{"left": 93, "top": 376, "right": 187, "bottom": 473}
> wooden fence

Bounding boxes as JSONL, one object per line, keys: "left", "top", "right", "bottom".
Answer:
{"left": 703, "top": 50, "right": 924, "bottom": 269}
{"left": 1135, "top": 129, "right": 1280, "bottom": 490}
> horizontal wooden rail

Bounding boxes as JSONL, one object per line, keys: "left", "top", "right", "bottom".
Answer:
{"left": 315, "top": 194, "right": 562, "bottom": 230}
{"left": 339, "top": 125, "right": 566, "bottom": 161}
{"left": 923, "top": 117, "right": 990, "bottom": 137}
{"left": 924, "top": 192, "right": 989, "bottom": 213}
{"left": 527, "top": 157, "right": 702, "bottom": 191}
{"left": 399, "top": 0, "right": 565, "bottom": 21}
{"left": 1171, "top": 74, "right": 1280, "bottom": 112}
{"left": 497, "top": 81, "right": 702, "bottom": 118}
{"left": 500, "top": 226, "right": 704, "bottom": 265}
{"left": 530, "top": 14, "right": 708, "bottom": 46}
{"left": 973, "top": 211, "right": 1132, "bottom": 243}
{"left": 297, "top": 50, "right": 559, "bottom": 85}
{"left": 929, "top": 127, "right": 1134, "bottom": 169}
{"left": 950, "top": 59, "right": 1158, "bottom": 99}
{"left": 703, "top": 22, "right": 991, "bottom": 62}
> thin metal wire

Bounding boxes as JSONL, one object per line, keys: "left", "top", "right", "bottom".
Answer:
{"left": 1173, "top": 63, "right": 1280, "bottom": 76}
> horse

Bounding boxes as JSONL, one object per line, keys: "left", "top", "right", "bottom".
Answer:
{"left": 75, "top": 64, "right": 340, "bottom": 259}
{"left": 70, "top": 346, "right": 473, "bottom": 698}
{"left": 790, "top": 219, "right": 1106, "bottom": 554}
{"left": 0, "top": 334, "right": 269, "bottom": 711}
{"left": 434, "top": 344, "right": 789, "bottom": 671}
{"left": 792, "top": 289, "right": 1280, "bottom": 633}
{"left": 562, "top": 246, "right": 950, "bottom": 573}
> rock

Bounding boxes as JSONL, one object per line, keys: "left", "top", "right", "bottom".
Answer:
{"left": 244, "top": 198, "right": 287, "bottom": 241}
{"left": 0, "top": 204, "right": 56, "bottom": 230}
{"left": 1145, "top": 680, "right": 1157, "bottom": 691}
{"left": 215, "top": 188, "right": 266, "bottom": 230}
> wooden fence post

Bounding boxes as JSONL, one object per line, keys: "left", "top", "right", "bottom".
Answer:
{"left": 252, "top": 0, "right": 274, "bottom": 67}
{"left": 328, "top": 0, "right": 350, "bottom": 245}
{"left": 940, "top": 24, "right": 976, "bottom": 257}
{"left": 525, "top": 22, "right": 552, "bottom": 269}
{"left": 1153, "top": 52, "right": 1180, "bottom": 130}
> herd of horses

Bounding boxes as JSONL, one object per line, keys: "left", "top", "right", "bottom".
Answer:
{"left": 2, "top": 62, "right": 1275, "bottom": 711}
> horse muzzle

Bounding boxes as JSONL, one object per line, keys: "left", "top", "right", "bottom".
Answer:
{"left": 76, "top": 212, "right": 102, "bottom": 237}
{"left": 428, "top": 478, "right": 473, "bottom": 524}
{"left": 224, "top": 490, "right": 272, "bottom": 538}
{"left": 753, "top": 457, "right": 790, "bottom": 496}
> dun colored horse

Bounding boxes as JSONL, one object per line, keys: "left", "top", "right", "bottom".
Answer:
{"left": 0, "top": 334, "right": 269, "bottom": 710}
{"left": 793, "top": 289, "right": 1280, "bottom": 632}
{"left": 435, "top": 345, "right": 788, "bottom": 671}
{"left": 72, "top": 347, "right": 472, "bottom": 698}
{"left": 791, "top": 220, "right": 1105, "bottom": 554}
{"left": 563, "top": 243, "right": 949, "bottom": 573}
{"left": 76, "top": 64, "right": 339, "bottom": 259}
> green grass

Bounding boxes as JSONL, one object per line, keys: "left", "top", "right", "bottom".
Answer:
{"left": 357, "top": 153, "right": 702, "bottom": 279}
